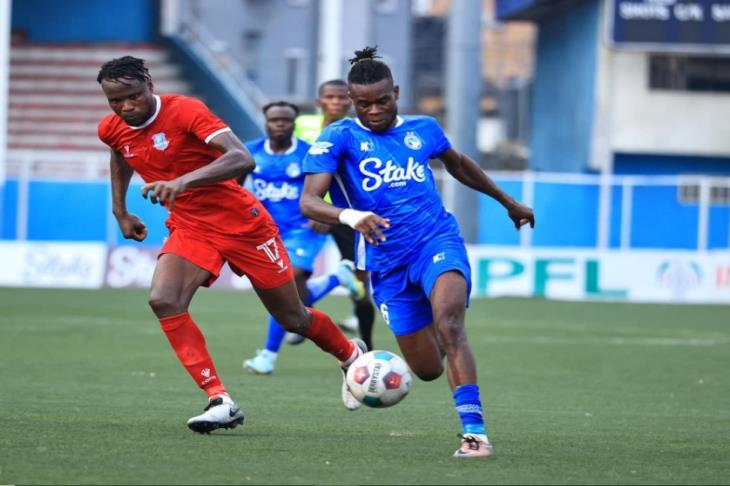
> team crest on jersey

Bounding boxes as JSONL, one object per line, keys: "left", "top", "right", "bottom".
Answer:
{"left": 123, "top": 145, "right": 135, "bottom": 158}
{"left": 152, "top": 132, "right": 169, "bottom": 151}
{"left": 285, "top": 162, "right": 301, "bottom": 178}
{"left": 404, "top": 132, "right": 422, "bottom": 150}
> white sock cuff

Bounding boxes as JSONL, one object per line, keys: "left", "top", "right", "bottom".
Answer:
{"left": 340, "top": 341, "right": 360, "bottom": 367}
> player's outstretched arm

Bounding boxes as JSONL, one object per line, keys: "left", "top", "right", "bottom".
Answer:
{"left": 437, "top": 148, "right": 535, "bottom": 229}
{"left": 301, "top": 173, "right": 390, "bottom": 245}
{"left": 110, "top": 149, "right": 147, "bottom": 241}
{"left": 141, "top": 132, "right": 255, "bottom": 208}
{"left": 301, "top": 172, "right": 346, "bottom": 224}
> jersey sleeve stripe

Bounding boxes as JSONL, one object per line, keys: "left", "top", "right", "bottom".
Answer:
{"left": 204, "top": 127, "right": 232, "bottom": 144}
{"left": 333, "top": 173, "right": 354, "bottom": 209}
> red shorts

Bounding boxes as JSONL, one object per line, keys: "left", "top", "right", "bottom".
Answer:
{"left": 160, "top": 224, "right": 294, "bottom": 289}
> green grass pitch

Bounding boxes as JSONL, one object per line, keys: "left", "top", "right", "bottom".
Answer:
{"left": 0, "top": 287, "right": 728, "bottom": 485}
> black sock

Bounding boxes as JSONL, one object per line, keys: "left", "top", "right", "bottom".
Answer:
{"left": 355, "top": 299, "right": 376, "bottom": 350}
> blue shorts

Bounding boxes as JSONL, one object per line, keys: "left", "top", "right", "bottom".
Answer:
{"left": 281, "top": 227, "right": 327, "bottom": 272}
{"left": 371, "top": 233, "right": 471, "bottom": 337}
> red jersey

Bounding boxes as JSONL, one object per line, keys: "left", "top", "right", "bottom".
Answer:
{"left": 98, "top": 94, "right": 263, "bottom": 235}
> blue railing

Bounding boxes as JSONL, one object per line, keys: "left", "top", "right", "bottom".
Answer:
{"left": 3, "top": 171, "right": 728, "bottom": 251}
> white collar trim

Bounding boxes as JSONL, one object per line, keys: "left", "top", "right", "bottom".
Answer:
{"left": 355, "top": 115, "right": 404, "bottom": 132}
{"left": 127, "top": 94, "right": 162, "bottom": 130}
{"left": 265, "top": 137, "right": 298, "bottom": 155}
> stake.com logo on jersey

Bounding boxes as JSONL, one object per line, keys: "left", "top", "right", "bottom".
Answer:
{"left": 358, "top": 157, "right": 426, "bottom": 191}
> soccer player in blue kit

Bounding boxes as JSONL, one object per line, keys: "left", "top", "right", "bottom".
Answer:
{"left": 300, "top": 47, "right": 535, "bottom": 458}
{"left": 242, "top": 101, "right": 364, "bottom": 375}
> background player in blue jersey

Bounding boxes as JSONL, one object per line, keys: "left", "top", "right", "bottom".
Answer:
{"left": 241, "top": 101, "right": 363, "bottom": 375}
{"left": 300, "top": 47, "right": 535, "bottom": 458}
{"left": 292, "top": 79, "right": 376, "bottom": 350}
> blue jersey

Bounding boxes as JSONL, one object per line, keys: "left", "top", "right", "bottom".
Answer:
{"left": 246, "top": 137, "right": 311, "bottom": 233}
{"left": 303, "top": 115, "right": 460, "bottom": 272}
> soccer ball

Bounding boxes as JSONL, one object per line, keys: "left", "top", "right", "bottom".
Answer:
{"left": 346, "top": 350, "right": 412, "bottom": 408}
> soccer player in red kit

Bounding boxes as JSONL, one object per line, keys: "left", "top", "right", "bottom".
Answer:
{"left": 96, "top": 56, "right": 367, "bottom": 433}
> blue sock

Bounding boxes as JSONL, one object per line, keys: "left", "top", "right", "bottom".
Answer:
{"left": 264, "top": 315, "right": 287, "bottom": 353}
{"left": 306, "top": 274, "right": 340, "bottom": 304}
{"left": 263, "top": 275, "right": 338, "bottom": 353}
{"left": 453, "top": 384, "right": 487, "bottom": 437}
{"left": 263, "top": 275, "right": 339, "bottom": 353}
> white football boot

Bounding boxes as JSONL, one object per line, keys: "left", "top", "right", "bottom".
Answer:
{"left": 336, "top": 260, "right": 366, "bottom": 300}
{"left": 340, "top": 338, "right": 368, "bottom": 411}
{"left": 186, "top": 394, "right": 244, "bottom": 434}
{"left": 286, "top": 332, "right": 306, "bottom": 346}
{"left": 243, "top": 349, "right": 277, "bottom": 374}
{"left": 453, "top": 434, "right": 495, "bottom": 458}
{"left": 337, "top": 314, "right": 359, "bottom": 334}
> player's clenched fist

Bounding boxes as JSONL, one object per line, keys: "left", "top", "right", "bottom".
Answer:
{"left": 115, "top": 213, "right": 148, "bottom": 241}
{"left": 507, "top": 202, "right": 535, "bottom": 230}
{"left": 141, "top": 179, "right": 186, "bottom": 208}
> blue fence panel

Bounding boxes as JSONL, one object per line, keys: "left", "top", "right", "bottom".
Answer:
{"left": 3, "top": 176, "right": 727, "bottom": 250}
{"left": 709, "top": 206, "right": 730, "bottom": 250}
{"left": 531, "top": 181, "right": 599, "bottom": 247}
{"left": 118, "top": 182, "right": 169, "bottom": 246}
{"left": 609, "top": 185, "right": 623, "bottom": 248}
{"left": 477, "top": 180, "right": 522, "bottom": 245}
{"left": 631, "top": 185, "right": 697, "bottom": 249}
{"left": 27, "top": 181, "right": 108, "bottom": 241}
{"left": 1, "top": 180, "right": 18, "bottom": 239}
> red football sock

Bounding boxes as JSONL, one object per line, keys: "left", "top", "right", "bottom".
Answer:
{"left": 304, "top": 308, "right": 355, "bottom": 362}
{"left": 159, "top": 312, "right": 227, "bottom": 398}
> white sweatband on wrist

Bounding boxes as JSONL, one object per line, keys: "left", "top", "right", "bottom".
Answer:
{"left": 338, "top": 208, "right": 374, "bottom": 229}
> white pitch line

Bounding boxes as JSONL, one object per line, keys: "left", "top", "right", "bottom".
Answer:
{"left": 485, "top": 335, "right": 725, "bottom": 347}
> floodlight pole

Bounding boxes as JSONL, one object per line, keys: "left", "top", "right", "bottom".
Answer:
{"left": 317, "top": 0, "right": 344, "bottom": 85}
{"left": 444, "top": 0, "right": 482, "bottom": 243}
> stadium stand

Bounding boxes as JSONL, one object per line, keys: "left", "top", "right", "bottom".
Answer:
{"left": 7, "top": 44, "right": 190, "bottom": 179}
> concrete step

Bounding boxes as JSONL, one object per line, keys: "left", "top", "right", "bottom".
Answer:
{"left": 9, "top": 133, "right": 106, "bottom": 148}
{"left": 9, "top": 107, "right": 111, "bottom": 121}
{"left": 10, "top": 79, "right": 190, "bottom": 93}
{"left": 8, "top": 43, "right": 194, "bottom": 177}
{"left": 9, "top": 120, "right": 102, "bottom": 133}
{"left": 6, "top": 149, "right": 109, "bottom": 179}
{"left": 11, "top": 45, "right": 170, "bottom": 63}
{"left": 10, "top": 63, "right": 182, "bottom": 79}
{"left": 8, "top": 148, "right": 108, "bottom": 163}
{"left": 10, "top": 94, "right": 118, "bottom": 106}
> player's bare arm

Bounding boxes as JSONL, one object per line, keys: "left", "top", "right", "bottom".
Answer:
{"left": 110, "top": 148, "right": 147, "bottom": 241}
{"left": 306, "top": 219, "right": 331, "bottom": 234}
{"left": 437, "top": 148, "right": 535, "bottom": 229}
{"left": 301, "top": 173, "right": 390, "bottom": 245}
{"left": 141, "top": 131, "right": 255, "bottom": 208}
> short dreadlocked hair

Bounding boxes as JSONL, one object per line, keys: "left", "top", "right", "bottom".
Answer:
{"left": 262, "top": 101, "right": 300, "bottom": 117}
{"left": 97, "top": 56, "right": 151, "bottom": 85}
{"left": 347, "top": 46, "right": 392, "bottom": 85}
